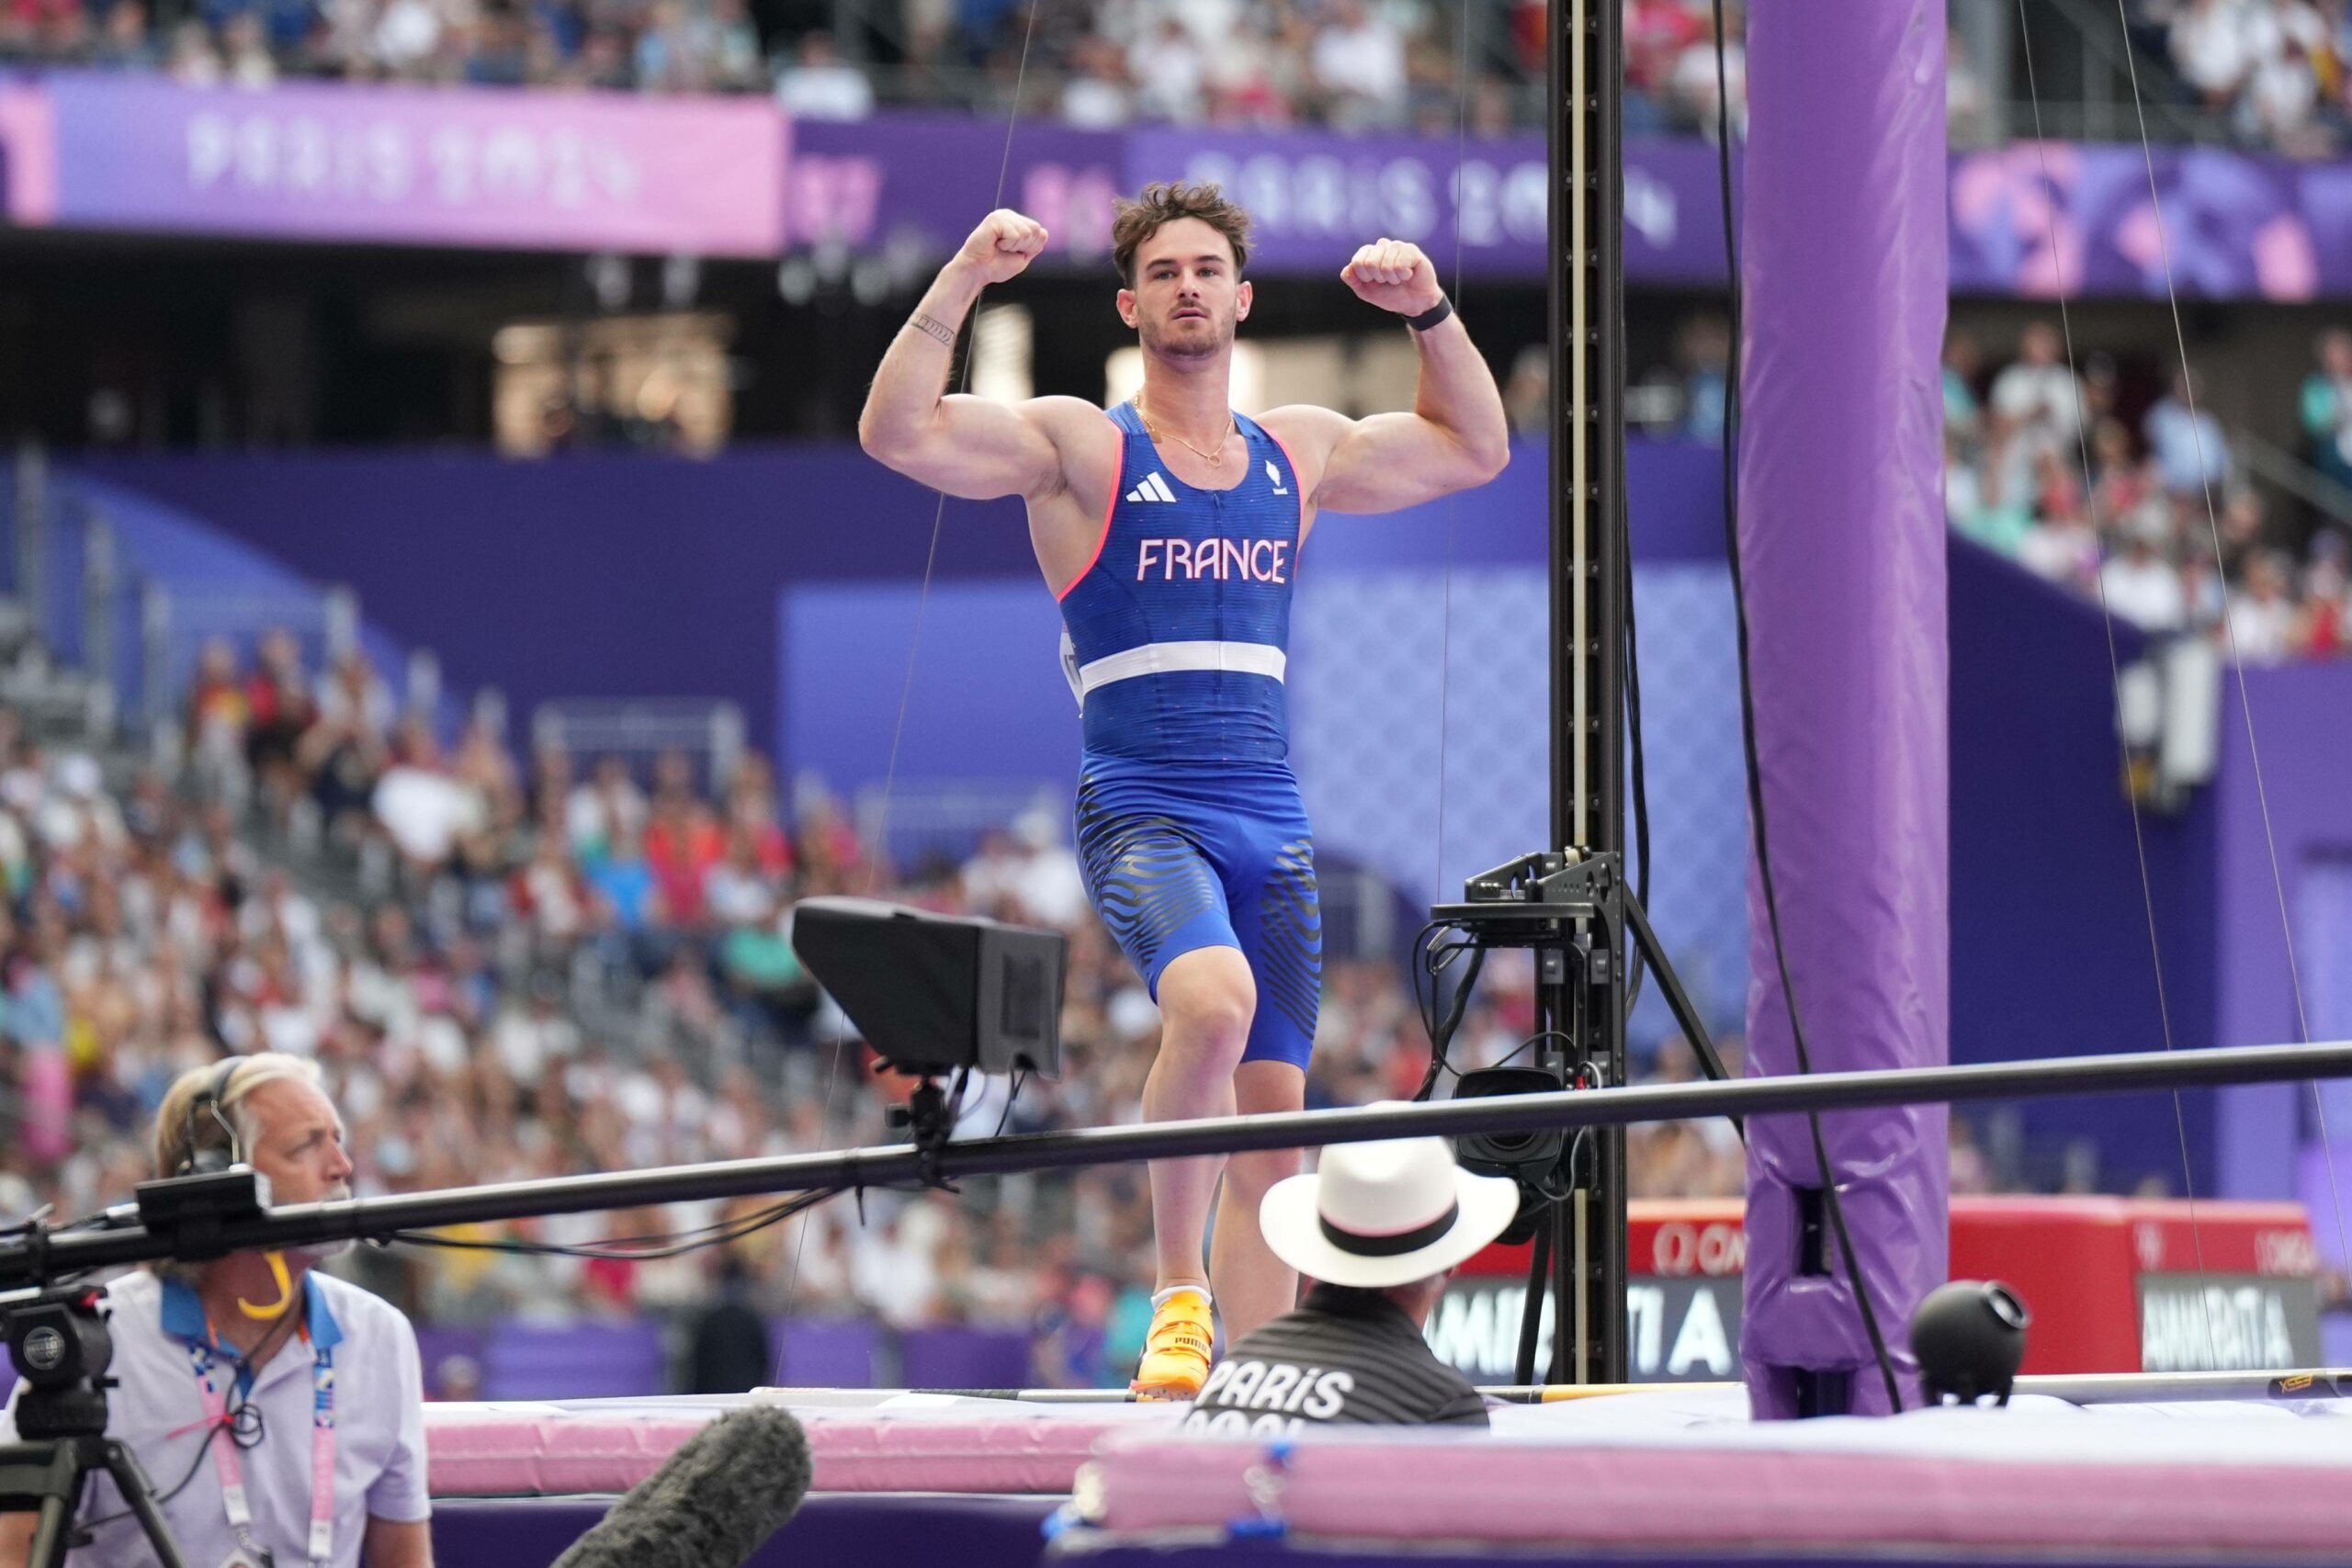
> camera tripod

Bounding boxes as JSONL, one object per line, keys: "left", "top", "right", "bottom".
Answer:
{"left": 0, "top": 1286, "right": 191, "bottom": 1568}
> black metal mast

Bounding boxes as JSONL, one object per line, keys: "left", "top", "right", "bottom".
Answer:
{"left": 1543, "top": 0, "right": 1629, "bottom": 1383}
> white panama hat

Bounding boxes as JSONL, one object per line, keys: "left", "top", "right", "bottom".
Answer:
{"left": 1259, "top": 1119, "right": 1521, "bottom": 1290}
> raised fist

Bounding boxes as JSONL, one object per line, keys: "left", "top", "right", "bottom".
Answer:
{"left": 957, "top": 209, "right": 1050, "bottom": 285}
{"left": 1341, "top": 238, "right": 1442, "bottom": 317}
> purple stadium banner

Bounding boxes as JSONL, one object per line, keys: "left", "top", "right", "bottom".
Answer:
{"left": 786, "top": 114, "right": 1124, "bottom": 263}
{"left": 32, "top": 73, "right": 786, "bottom": 255}
{"left": 9, "top": 70, "right": 2352, "bottom": 295}
{"left": 1949, "top": 140, "right": 2352, "bottom": 301}
{"left": 1123, "top": 128, "right": 1728, "bottom": 282}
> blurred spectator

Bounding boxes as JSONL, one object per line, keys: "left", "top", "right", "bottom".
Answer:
{"left": 2089, "top": 418, "right": 2155, "bottom": 525}
{"left": 1502, "top": 344, "right": 1549, "bottom": 440}
{"left": 1126, "top": 12, "right": 1205, "bottom": 122}
{"left": 2100, "top": 511, "right": 2189, "bottom": 632}
{"left": 1679, "top": 316, "right": 1730, "bottom": 444}
{"left": 2302, "top": 328, "right": 2352, "bottom": 492}
{"left": 2224, "top": 547, "right": 2302, "bottom": 660}
{"left": 164, "top": 17, "right": 221, "bottom": 82}
{"left": 1311, "top": 0, "right": 1410, "bottom": 130}
{"left": 1950, "top": 1114, "right": 1995, "bottom": 1195}
{"left": 1951, "top": 417, "right": 2035, "bottom": 558}
{"left": 1666, "top": 0, "right": 1744, "bottom": 139}
{"left": 588, "top": 819, "right": 665, "bottom": 947}
{"left": 1057, "top": 33, "right": 1132, "bottom": 127}
{"left": 1943, "top": 331, "right": 1984, "bottom": 445}
{"left": 2018, "top": 483, "right": 2103, "bottom": 591}
{"left": 2142, "top": 369, "right": 2231, "bottom": 501}
{"left": 373, "top": 718, "right": 485, "bottom": 874}
{"left": 684, "top": 1250, "right": 775, "bottom": 1392}
{"left": 2167, "top": 0, "right": 2343, "bottom": 155}
{"left": 1988, "top": 322, "right": 2084, "bottom": 492}
{"left": 775, "top": 28, "right": 875, "bottom": 119}
{"left": 2172, "top": 0, "right": 2267, "bottom": 111}
{"left": 244, "top": 627, "right": 316, "bottom": 822}
{"left": 1946, "top": 23, "right": 1996, "bottom": 148}
{"left": 300, "top": 648, "right": 396, "bottom": 844}
{"left": 2301, "top": 535, "right": 2352, "bottom": 654}
{"left": 185, "top": 638, "right": 249, "bottom": 806}
{"left": 2216, "top": 486, "right": 2270, "bottom": 581}
{"left": 569, "top": 753, "right": 649, "bottom": 860}
{"left": 221, "top": 9, "right": 275, "bottom": 85}
{"left": 90, "top": 0, "right": 160, "bottom": 69}
{"left": 644, "top": 750, "right": 724, "bottom": 928}
{"left": 1624, "top": 0, "right": 1707, "bottom": 133}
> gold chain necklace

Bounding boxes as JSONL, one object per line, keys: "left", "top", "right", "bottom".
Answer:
{"left": 1136, "top": 400, "right": 1236, "bottom": 467}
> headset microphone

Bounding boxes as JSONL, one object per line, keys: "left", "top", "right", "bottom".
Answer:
{"left": 177, "top": 1058, "right": 248, "bottom": 1178}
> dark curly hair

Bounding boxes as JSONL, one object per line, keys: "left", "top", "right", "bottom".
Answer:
{"left": 1112, "top": 182, "right": 1253, "bottom": 287}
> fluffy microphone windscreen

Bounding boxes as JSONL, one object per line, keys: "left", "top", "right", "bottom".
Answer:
{"left": 553, "top": 1404, "right": 813, "bottom": 1568}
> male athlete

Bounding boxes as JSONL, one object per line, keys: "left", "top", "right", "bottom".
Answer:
{"left": 859, "top": 183, "right": 1509, "bottom": 1397}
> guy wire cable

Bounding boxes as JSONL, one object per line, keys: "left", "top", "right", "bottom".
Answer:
{"left": 2107, "top": 0, "right": 2351, "bottom": 1276}
{"left": 778, "top": 4, "right": 1045, "bottom": 1370}
{"left": 2015, "top": 0, "right": 2217, "bottom": 1366}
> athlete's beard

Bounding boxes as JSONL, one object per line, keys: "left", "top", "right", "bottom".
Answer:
{"left": 1137, "top": 307, "right": 1231, "bottom": 365}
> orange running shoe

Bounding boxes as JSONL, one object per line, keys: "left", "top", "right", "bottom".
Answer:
{"left": 1131, "top": 1286, "right": 1215, "bottom": 1400}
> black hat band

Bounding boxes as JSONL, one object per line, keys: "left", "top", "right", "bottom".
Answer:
{"left": 1320, "top": 1201, "right": 1460, "bottom": 1258}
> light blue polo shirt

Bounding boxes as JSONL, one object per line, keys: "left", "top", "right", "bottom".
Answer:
{"left": 0, "top": 1268, "right": 431, "bottom": 1567}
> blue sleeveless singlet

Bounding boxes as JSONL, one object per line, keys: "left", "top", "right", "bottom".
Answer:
{"left": 1056, "top": 402, "right": 1323, "bottom": 1067}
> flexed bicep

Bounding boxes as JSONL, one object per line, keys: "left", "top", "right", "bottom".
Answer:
{"left": 1316, "top": 411, "right": 1499, "bottom": 514}
{"left": 865, "top": 393, "right": 1065, "bottom": 502}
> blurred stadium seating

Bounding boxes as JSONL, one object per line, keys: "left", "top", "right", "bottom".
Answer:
{"left": 1, "top": 0, "right": 2349, "bottom": 1393}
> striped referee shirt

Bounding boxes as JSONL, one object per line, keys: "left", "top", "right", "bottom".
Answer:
{"left": 1181, "top": 1284, "right": 1488, "bottom": 1437}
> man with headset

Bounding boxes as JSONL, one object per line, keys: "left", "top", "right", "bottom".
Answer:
{"left": 1, "top": 1053, "right": 433, "bottom": 1567}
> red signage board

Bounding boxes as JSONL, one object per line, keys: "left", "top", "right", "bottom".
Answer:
{"left": 1450, "top": 1197, "right": 2320, "bottom": 1375}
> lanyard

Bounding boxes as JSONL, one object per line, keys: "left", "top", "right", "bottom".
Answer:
{"left": 184, "top": 1323, "right": 337, "bottom": 1568}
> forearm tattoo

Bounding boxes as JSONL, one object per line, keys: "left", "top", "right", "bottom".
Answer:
{"left": 910, "top": 311, "right": 957, "bottom": 348}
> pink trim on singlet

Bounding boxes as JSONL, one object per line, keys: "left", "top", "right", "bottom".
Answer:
{"left": 1054, "top": 414, "right": 1125, "bottom": 603}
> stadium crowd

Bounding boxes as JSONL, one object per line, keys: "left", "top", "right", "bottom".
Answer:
{"left": 12, "top": 0, "right": 2350, "bottom": 159}
{"left": 0, "top": 0, "right": 1712, "bottom": 141}
{"left": 0, "top": 619, "right": 1758, "bottom": 1388}
{"left": 2142, "top": 0, "right": 2352, "bottom": 156}
{"left": 1941, "top": 323, "right": 2352, "bottom": 661}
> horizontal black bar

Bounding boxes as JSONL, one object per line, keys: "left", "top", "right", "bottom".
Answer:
{"left": 6, "top": 1040, "right": 2348, "bottom": 1292}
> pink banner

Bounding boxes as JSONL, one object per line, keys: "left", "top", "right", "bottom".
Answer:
{"left": 44, "top": 74, "right": 784, "bottom": 256}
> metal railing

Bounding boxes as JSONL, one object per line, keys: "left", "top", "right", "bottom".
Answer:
{"left": 0, "top": 453, "right": 497, "bottom": 761}
{"left": 533, "top": 698, "right": 747, "bottom": 793}
{"left": 851, "top": 778, "right": 1063, "bottom": 871}
{"left": 2231, "top": 423, "right": 2352, "bottom": 539}
{"left": 133, "top": 581, "right": 357, "bottom": 730}
{"left": 2020, "top": 0, "right": 2211, "bottom": 146}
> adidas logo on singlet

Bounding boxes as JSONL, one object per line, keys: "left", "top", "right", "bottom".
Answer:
{"left": 1126, "top": 472, "right": 1178, "bottom": 503}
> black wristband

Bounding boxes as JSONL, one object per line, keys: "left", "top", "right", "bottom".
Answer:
{"left": 1406, "top": 296, "right": 1454, "bottom": 333}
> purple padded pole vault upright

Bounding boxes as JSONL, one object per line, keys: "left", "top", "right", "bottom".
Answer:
{"left": 1736, "top": 0, "right": 1950, "bottom": 1418}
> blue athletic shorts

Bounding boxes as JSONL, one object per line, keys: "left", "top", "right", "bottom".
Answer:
{"left": 1073, "top": 753, "right": 1322, "bottom": 1070}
